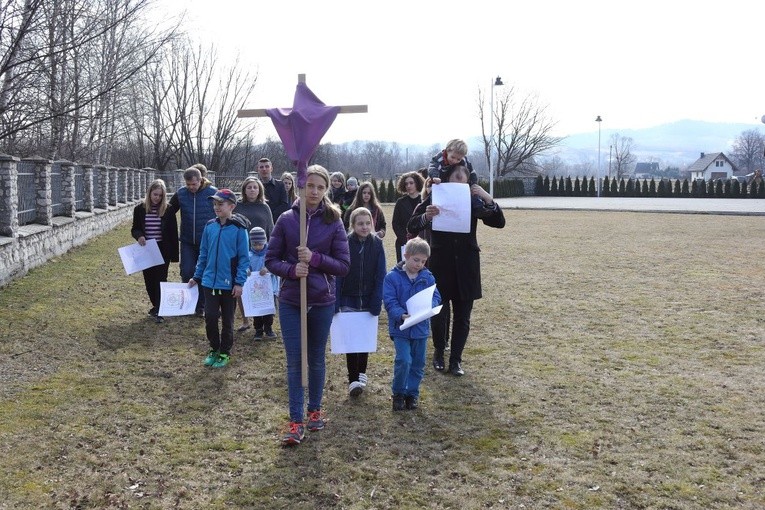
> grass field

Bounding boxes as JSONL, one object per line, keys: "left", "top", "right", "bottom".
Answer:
{"left": 1, "top": 206, "right": 764, "bottom": 509}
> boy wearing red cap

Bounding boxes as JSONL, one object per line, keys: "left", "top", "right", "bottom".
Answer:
{"left": 189, "top": 189, "right": 250, "bottom": 368}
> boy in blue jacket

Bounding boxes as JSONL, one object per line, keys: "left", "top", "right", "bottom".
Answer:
{"left": 383, "top": 237, "right": 441, "bottom": 411}
{"left": 189, "top": 189, "right": 250, "bottom": 368}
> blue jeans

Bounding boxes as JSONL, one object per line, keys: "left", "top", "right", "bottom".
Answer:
{"left": 391, "top": 336, "right": 427, "bottom": 398}
{"left": 279, "top": 302, "right": 334, "bottom": 422}
{"left": 180, "top": 242, "right": 204, "bottom": 311}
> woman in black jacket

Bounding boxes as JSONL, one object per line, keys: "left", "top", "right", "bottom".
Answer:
{"left": 407, "top": 165, "right": 505, "bottom": 376}
{"left": 131, "top": 179, "right": 179, "bottom": 323}
{"left": 391, "top": 170, "right": 425, "bottom": 262}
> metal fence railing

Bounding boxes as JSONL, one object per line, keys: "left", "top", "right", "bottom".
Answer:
{"left": 17, "top": 161, "right": 36, "bottom": 226}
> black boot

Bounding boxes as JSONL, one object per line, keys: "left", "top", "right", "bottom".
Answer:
{"left": 392, "top": 394, "right": 405, "bottom": 411}
{"left": 432, "top": 349, "right": 445, "bottom": 371}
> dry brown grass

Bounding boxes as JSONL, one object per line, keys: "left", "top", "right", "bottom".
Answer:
{"left": 1, "top": 207, "right": 764, "bottom": 509}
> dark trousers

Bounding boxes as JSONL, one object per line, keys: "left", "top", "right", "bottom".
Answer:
{"left": 432, "top": 298, "right": 474, "bottom": 365}
{"left": 253, "top": 314, "right": 274, "bottom": 332}
{"left": 142, "top": 260, "right": 170, "bottom": 309}
{"left": 203, "top": 287, "right": 236, "bottom": 355}
{"left": 180, "top": 242, "right": 204, "bottom": 311}
{"left": 346, "top": 353, "right": 369, "bottom": 383}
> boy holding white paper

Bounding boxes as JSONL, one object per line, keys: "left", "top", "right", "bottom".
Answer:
{"left": 383, "top": 238, "right": 441, "bottom": 411}
{"left": 188, "top": 189, "right": 250, "bottom": 369}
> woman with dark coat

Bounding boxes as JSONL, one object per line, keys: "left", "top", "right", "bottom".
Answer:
{"left": 391, "top": 170, "right": 425, "bottom": 263}
{"left": 407, "top": 165, "right": 505, "bottom": 376}
{"left": 131, "top": 179, "right": 179, "bottom": 323}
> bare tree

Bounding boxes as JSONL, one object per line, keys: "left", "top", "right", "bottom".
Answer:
{"left": 609, "top": 133, "right": 637, "bottom": 179}
{"left": 478, "top": 85, "right": 563, "bottom": 178}
{"left": 730, "top": 129, "right": 765, "bottom": 173}
{"left": 539, "top": 154, "right": 568, "bottom": 176}
{"left": 0, "top": 0, "right": 179, "bottom": 160}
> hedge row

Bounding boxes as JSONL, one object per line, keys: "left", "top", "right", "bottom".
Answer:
{"left": 368, "top": 177, "right": 526, "bottom": 202}
{"left": 535, "top": 176, "right": 765, "bottom": 198}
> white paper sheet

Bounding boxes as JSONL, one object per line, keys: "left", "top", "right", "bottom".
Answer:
{"left": 241, "top": 273, "right": 276, "bottom": 317}
{"left": 118, "top": 239, "right": 164, "bottom": 275}
{"left": 400, "top": 284, "right": 443, "bottom": 330}
{"left": 330, "top": 312, "right": 379, "bottom": 354}
{"left": 431, "top": 182, "right": 471, "bottom": 233}
{"left": 158, "top": 282, "right": 199, "bottom": 316}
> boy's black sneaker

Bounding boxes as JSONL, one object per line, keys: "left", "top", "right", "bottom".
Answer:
{"left": 404, "top": 396, "right": 419, "bottom": 410}
{"left": 148, "top": 307, "right": 158, "bottom": 317}
{"left": 254, "top": 330, "right": 264, "bottom": 340}
{"left": 449, "top": 362, "right": 465, "bottom": 376}
{"left": 264, "top": 329, "right": 277, "bottom": 338}
{"left": 392, "top": 394, "right": 405, "bottom": 411}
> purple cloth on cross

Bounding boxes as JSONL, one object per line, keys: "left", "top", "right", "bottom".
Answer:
{"left": 266, "top": 82, "right": 340, "bottom": 188}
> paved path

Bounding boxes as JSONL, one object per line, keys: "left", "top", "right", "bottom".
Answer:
{"left": 495, "top": 196, "right": 765, "bottom": 216}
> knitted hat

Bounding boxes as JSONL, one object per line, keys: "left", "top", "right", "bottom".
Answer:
{"left": 249, "top": 227, "right": 267, "bottom": 245}
{"left": 347, "top": 177, "right": 358, "bottom": 187}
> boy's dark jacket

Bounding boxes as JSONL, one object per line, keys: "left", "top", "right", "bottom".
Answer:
{"left": 335, "top": 233, "right": 386, "bottom": 315}
{"left": 427, "top": 150, "right": 477, "bottom": 185}
{"left": 192, "top": 214, "right": 250, "bottom": 290}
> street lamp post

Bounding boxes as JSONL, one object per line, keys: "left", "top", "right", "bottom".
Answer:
{"left": 489, "top": 76, "right": 504, "bottom": 197}
{"left": 596, "top": 115, "right": 602, "bottom": 197}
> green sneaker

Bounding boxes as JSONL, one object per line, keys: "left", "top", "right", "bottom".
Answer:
{"left": 211, "top": 353, "right": 230, "bottom": 368}
{"left": 204, "top": 350, "right": 219, "bottom": 366}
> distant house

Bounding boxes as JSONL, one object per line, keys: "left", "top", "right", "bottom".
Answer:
{"left": 687, "top": 152, "right": 738, "bottom": 181}
{"left": 634, "top": 162, "right": 660, "bottom": 179}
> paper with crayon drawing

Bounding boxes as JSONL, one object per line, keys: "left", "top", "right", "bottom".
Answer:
{"left": 158, "top": 282, "right": 199, "bottom": 316}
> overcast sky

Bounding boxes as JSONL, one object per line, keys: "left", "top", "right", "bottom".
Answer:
{"left": 157, "top": 0, "right": 764, "bottom": 147}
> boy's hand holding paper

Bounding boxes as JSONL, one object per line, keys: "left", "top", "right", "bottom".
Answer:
{"left": 400, "top": 284, "right": 442, "bottom": 330}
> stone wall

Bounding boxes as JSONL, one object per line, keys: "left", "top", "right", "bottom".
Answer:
{"left": 0, "top": 207, "right": 135, "bottom": 287}
{"left": 0, "top": 154, "right": 144, "bottom": 287}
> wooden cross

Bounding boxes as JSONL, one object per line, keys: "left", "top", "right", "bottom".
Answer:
{"left": 238, "top": 74, "right": 367, "bottom": 387}
{"left": 238, "top": 73, "right": 367, "bottom": 118}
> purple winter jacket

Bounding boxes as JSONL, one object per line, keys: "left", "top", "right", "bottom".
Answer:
{"left": 265, "top": 200, "right": 350, "bottom": 307}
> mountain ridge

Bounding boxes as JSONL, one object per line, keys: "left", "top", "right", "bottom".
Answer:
{"left": 553, "top": 119, "right": 764, "bottom": 167}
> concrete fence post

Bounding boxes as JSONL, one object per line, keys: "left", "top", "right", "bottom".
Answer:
{"left": 25, "top": 156, "right": 52, "bottom": 226}
{"left": 81, "top": 164, "right": 94, "bottom": 212}
{"left": 108, "top": 166, "right": 118, "bottom": 206}
{"left": 136, "top": 169, "right": 144, "bottom": 200}
{"left": 95, "top": 165, "right": 108, "bottom": 209}
{"left": 126, "top": 168, "right": 134, "bottom": 202}
{"left": 118, "top": 167, "right": 128, "bottom": 203}
{"left": 58, "top": 160, "right": 76, "bottom": 217}
{"left": 145, "top": 168, "right": 156, "bottom": 184}
{"left": 175, "top": 169, "right": 185, "bottom": 191}
{"left": 0, "top": 154, "right": 20, "bottom": 237}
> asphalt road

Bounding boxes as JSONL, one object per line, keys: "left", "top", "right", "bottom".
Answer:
{"left": 495, "top": 196, "right": 765, "bottom": 216}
